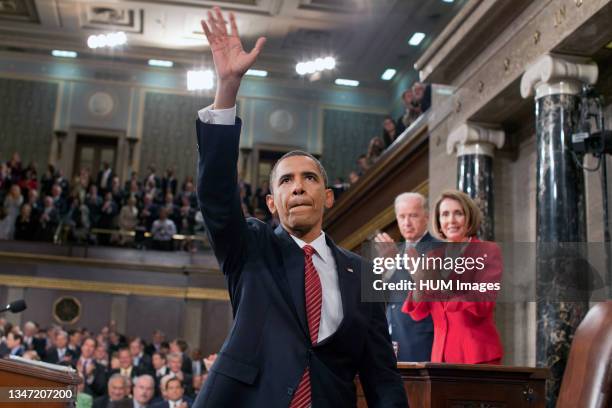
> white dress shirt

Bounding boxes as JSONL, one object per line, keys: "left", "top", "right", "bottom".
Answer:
{"left": 198, "top": 106, "right": 344, "bottom": 343}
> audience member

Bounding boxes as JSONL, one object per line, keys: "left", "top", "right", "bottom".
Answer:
{"left": 151, "top": 208, "right": 176, "bottom": 251}
{"left": 132, "top": 374, "right": 156, "bottom": 408}
{"left": 92, "top": 374, "right": 131, "bottom": 408}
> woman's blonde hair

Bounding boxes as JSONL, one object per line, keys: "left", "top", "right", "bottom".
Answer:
{"left": 431, "top": 189, "right": 481, "bottom": 240}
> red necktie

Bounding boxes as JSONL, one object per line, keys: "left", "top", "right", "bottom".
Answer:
{"left": 289, "top": 244, "right": 322, "bottom": 408}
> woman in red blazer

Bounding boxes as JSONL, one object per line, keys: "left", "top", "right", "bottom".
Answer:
{"left": 402, "top": 189, "right": 503, "bottom": 364}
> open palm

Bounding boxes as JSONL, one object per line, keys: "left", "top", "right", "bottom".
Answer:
{"left": 201, "top": 7, "right": 266, "bottom": 82}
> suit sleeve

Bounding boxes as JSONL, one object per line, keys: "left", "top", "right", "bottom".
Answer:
{"left": 358, "top": 301, "right": 409, "bottom": 408}
{"left": 196, "top": 118, "right": 248, "bottom": 277}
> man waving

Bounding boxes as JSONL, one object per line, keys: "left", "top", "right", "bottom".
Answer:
{"left": 194, "top": 7, "right": 408, "bottom": 408}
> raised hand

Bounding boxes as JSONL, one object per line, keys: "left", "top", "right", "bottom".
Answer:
{"left": 201, "top": 7, "right": 266, "bottom": 108}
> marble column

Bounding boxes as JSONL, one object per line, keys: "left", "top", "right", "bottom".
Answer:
{"left": 521, "top": 54, "right": 598, "bottom": 407}
{"left": 447, "top": 123, "right": 505, "bottom": 240}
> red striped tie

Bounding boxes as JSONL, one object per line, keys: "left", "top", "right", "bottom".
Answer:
{"left": 289, "top": 244, "right": 322, "bottom": 408}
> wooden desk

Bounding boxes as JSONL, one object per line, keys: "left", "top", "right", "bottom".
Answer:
{"left": 0, "top": 357, "right": 80, "bottom": 408}
{"left": 358, "top": 362, "right": 549, "bottom": 407}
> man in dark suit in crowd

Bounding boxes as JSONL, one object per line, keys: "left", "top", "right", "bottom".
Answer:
{"left": 92, "top": 373, "right": 132, "bottom": 408}
{"left": 97, "top": 161, "right": 114, "bottom": 195}
{"left": 193, "top": 7, "right": 407, "bottom": 408}
{"left": 77, "top": 337, "right": 109, "bottom": 398}
{"left": 375, "top": 192, "right": 440, "bottom": 362}
{"left": 144, "top": 330, "right": 165, "bottom": 356}
{"left": 4, "top": 332, "right": 24, "bottom": 357}
{"left": 132, "top": 374, "right": 156, "bottom": 408}
{"left": 110, "top": 347, "right": 145, "bottom": 380}
{"left": 169, "top": 339, "right": 192, "bottom": 375}
{"left": 130, "top": 337, "right": 154, "bottom": 376}
{"left": 44, "top": 330, "right": 77, "bottom": 365}
{"left": 152, "top": 377, "right": 193, "bottom": 408}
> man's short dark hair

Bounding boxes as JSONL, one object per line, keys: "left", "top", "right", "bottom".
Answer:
{"left": 10, "top": 332, "right": 23, "bottom": 343}
{"left": 269, "top": 150, "right": 328, "bottom": 193}
{"left": 165, "top": 377, "right": 183, "bottom": 390}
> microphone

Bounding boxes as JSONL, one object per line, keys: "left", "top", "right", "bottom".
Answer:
{"left": 0, "top": 300, "right": 27, "bottom": 314}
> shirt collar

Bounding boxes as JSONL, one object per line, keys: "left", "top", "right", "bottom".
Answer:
{"left": 405, "top": 231, "right": 427, "bottom": 246}
{"left": 290, "top": 231, "right": 331, "bottom": 265}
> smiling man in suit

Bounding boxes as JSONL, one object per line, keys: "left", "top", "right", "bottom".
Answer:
{"left": 193, "top": 7, "right": 407, "bottom": 408}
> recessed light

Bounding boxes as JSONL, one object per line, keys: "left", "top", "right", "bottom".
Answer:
{"left": 296, "top": 57, "right": 335, "bottom": 76}
{"left": 51, "top": 50, "right": 77, "bottom": 58}
{"left": 148, "top": 59, "right": 174, "bottom": 68}
{"left": 245, "top": 69, "right": 268, "bottom": 77}
{"left": 408, "top": 32, "right": 426, "bottom": 46}
{"left": 87, "top": 32, "right": 127, "bottom": 49}
{"left": 442, "top": 0, "right": 454, "bottom": 3}
{"left": 381, "top": 69, "right": 397, "bottom": 80}
{"left": 187, "top": 70, "right": 214, "bottom": 90}
{"left": 335, "top": 78, "right": 359, "bottom": 87}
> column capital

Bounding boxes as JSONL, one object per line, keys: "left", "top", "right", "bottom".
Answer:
{"left": 447, "top": 123, "right": 505, "bottom": 157}
{"left": 520, "top": 54, "right": 598, "bottom": 99}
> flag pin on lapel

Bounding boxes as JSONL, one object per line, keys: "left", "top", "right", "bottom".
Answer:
{"left": 347, "top": 267, "right": 354, "bottom": 273}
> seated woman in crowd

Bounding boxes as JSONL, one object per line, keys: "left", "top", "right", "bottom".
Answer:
{"left": 402, "top": 189, "right": 503, "bottom": 364}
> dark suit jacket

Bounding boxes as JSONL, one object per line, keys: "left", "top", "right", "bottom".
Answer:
{"left": 385, "top": 233, "right": 440, "bottom": 362}
{"left": 83, "top": 360, "right": 109, "bottom": 398}
{"left": 192, "top": 118, "right": 407, "bottom": 408}
{"left": 44, "top": 347, "right": 77, "bottom": 365}
{"left": 92, "top": 396, "right": 132, "bottom": 408}
{"left": 151, "top": 397, "right": 193, "bottom": 408}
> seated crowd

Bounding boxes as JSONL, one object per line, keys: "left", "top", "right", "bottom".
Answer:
{"left": 0, "top": 156, "right": 204, "bottom": 251}
{"left": 331, "top": 81, "right": 431, "bottom": 197}
{"left": 0, "top": 318, "right": 214, "bottom": 408}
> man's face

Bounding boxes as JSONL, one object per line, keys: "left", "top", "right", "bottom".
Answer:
{"left": 70, "top": 332, "right": 82, "bottom": 346}
{"left": 94, "top": 345, "right": 106, "bottom": 360}
{"left": 153, "top": 331, "right": 164, "bottom": 344}
{"left": 396, "top": 197, "right": 429, "bottom": 242}
{"left": 118, "top": 350, "right": 131, "bottom": 368}
{"left": 168, "top": 357, "right": 182, "bottom": 373}
{"left": 129, "top": 341, "right": 141, "bottom": 357}
{"left": 108, "top": 378, "right": 126, "bottom": 401}
{"left": 6, "top": 333, "right": 19, "bottom": 349}
{"left": 152, "top": 354, "right": 165, "bottom": 370}
{"left": 266, "top": 156, "right": 333, "bottom": 238}
{"left": 55, "top": 333, "right": 68, "bottom": 349}
{"left": 133, "top": 378, "right": 154, "bottom": 404}
{"left": 81, "top": 339, "right": 95, "bottom": 358}
{"left": 166, "top": 380, "right": 184, "bottom": 401}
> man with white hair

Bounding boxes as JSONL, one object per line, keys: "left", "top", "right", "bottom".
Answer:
{"left": 375, "top": 192, "right": 439, "bottom": 362}
{"left": 132, "top": 375, "right": 156, "bottom": 408}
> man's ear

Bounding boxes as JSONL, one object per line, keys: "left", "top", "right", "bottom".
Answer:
{"left": 266, "top": 193, "right": 277, "bottom": 215}
{"left": 324, "top": 188, "right": 334, "bottom": 209}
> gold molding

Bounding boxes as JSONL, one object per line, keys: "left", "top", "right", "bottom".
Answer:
{"left": 0, "top": 251, "right": 219, "bottom": 275}
{"left": 0, "top": 273, "right": 229, "bottom": 301}
{"left": 338, "top": 181, "right": 429, "bottom": 250}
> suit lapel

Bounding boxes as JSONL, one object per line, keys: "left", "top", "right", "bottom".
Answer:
{"left": 274, "top": 226, "right": 309, "bottom": 339}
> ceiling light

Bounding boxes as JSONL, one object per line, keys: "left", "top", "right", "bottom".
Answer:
{"left": 51, "top": 50, "right": 77, "bottom": 58}
{"left": 148, "top": 59, "right": 174, "bottom": 68}
{"left": 187, "top": 70, "right": 214, "bottom": 90}
{"left": 323, "top": 57, "right": 336, "bottom": 70}
{"left": 442, "top": 0, "right": 454, "bottom": 3}
{"left": 381, "top": 69, "right": 396, "bottom": 81}
{"left": 245, "top": 69, "right": 268, "bottom": 77}
{"left": 296, "top": 57, "right": 335, "bottom": 76}
{"left": 408, "top": 32, "right": 426, "bottom": 46}
{"left": 335, "top": 78, "right": 359, "bottom": 87}
{"left": 87, "top": 32, "right": 127, "bottom": 49}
